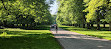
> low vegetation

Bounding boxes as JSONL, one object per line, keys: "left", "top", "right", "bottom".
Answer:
{"left": 59, "top": 25, "right": 111, "bottom": 40}
{"left": 0, "top": 27, "right": 61, "bottom": 49}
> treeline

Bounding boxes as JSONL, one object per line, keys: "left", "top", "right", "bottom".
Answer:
{"left": 0, "top": 0, "right": 53, "bottom": 29}
{"left": 56, "top": 0, "right": 111, "bottom": 30}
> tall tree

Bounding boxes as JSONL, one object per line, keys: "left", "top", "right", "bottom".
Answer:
{"left": 57, "top": 0, "right": 84, "bottom": 26}
{"left": 103, "top": 0, "right": 111, "bottom": 30}
{"left": 0, "top": 0, "right": 53, "bottom": 28}
{"left": 83, "top": 0, "right": 107, "bottom": 30}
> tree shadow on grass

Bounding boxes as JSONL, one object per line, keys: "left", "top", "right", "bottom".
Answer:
{"left": 91, "top": 27, "right": 109, "bottom": 31}
{"left": 0, "top": 32, "right": 61, "bottom": 49}
{"left": 21, "top": 27, "right": 50, "bottom": 30}
{"left": 62, "top": 27, "right": 96, "bottom": 31}
{"left": 5, "top": 31, "right": 45, "bottom": 35}
{"left": 5, "top": 25, "right": 51, "bottom": 30}
{"left": 60, "top": 27, "right": 69, "bottom": 28}
{"left": 60, "top": 26, "right": 110, "bottom": 31}
{"left": 101, "top": 33, "right": 111, "bottom": 34}
{"left": 19, "top": 25, "right": 51, "bottom": 30}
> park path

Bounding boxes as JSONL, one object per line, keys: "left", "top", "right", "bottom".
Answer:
{"left": 51, "top": 28, "right": 111, "bottom": 49}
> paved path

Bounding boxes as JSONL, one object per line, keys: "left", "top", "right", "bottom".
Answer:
{"left": 51, "top": 28, "right": 111, "bottom": 49}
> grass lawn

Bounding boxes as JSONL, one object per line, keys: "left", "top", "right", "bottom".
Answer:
{"left": 93, "top": 24, "right": 109, "bottom": 27}
{"left": 59, "top": 25, "right": 111, "bottom": 40}
{"left": 0, "top": 28, "right": 61, "bottom": 49}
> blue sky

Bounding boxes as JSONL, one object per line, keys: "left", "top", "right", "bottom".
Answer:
{"left": 49, "top": 0, "right": 58, "bottom": 15}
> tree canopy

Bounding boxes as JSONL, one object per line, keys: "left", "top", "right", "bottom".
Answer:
{"left": 57, "top": 0, "right": 84, "bottom": 25}
{"left": 0, "top": 0, "right": 53, "bottom": 26}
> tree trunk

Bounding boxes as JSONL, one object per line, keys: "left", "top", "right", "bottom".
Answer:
{"left": 109, "top": 21, "right": 111, "bottom": 31}
{"left": 3, "top": 20, "right": 7, "bottom": 27}
{"left": 87, "top": 23, "right": 90, "bottom": 29}
{"left": 0, "top": 21, "right": 3, "bottom": 26}
{"left": 22, "top": 24, "right": 25, "bottom": 26}
{"left": 83, "top": 24, "right": 85, "bottom": 28}
{"left": 68, "top": 24, "right": 70, "bottom": 26}
{"left": 78, "top": 24, "right": 80, "bottom": 27}
{"left": 75, "top": 24, "right": 77, "bottom": 27}
{"left": 97, "top": 23, "right": 100, "bottom": 30}
{"left": 96, "top": 16, "right": 100, "bottom": 30}
{"left": 83, "top": 12, "right": 86, "bottom": 28}
{"left": 72, "top": 24, "right": 73, "bottom": 26}
{"left": 26, "top": 24, "right": 28, "bottom": 27}
{"left": 16, "top": 24, "right": 18, "bottom": 27}
{"left": 73, "top": 24, "right": 75, "bottom": 26}
{"left": 11, "top": 24, "right": 14, "bottom": 27}
{"left": 31, "top": 23, "right": 34, "bottom": 27}
{"left": 91, "top": 23, "right": 94, "bottom": 27}
{"left": 77, "top": 24, "right": 78, "bottom": 27}
{"left": 103, "top": 23, "right": 105, "bottom": 28}
{"left": 17, "top": 24, "right": 19, "bottom": 27}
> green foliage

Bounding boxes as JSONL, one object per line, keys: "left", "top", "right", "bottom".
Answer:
{"left": 83, "top": 0, "right": 107, "bottom": 22}
{"left": 104, "top": 10, "right": 111, "bottom": 22}
{"left": 57, "top": 0, "right": 111, "bottom": 25}
{"left": 103, "top": 1, "right": 111, "bottom": 23}
{"left": 0, "top": 0, "right": 53, "bottom": 25}
{"left": 57, "top": 0, "right": 84, "bottom": 24}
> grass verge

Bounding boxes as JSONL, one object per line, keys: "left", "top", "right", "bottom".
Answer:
{"left": 0, "top": 28, "right": 61, "bottom": 49}
{"left": 59, "top": 25, "right": 111, "bottom": 40}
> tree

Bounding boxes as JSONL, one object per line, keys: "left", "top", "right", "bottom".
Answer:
{"left": 83, "top": 0, "right": 107, "bottom": 30}
{"left": 104, "top": 0, "right": 111, "bottom": 30}
{"left": 57, "top": 0, "right": 84, "bottom": 27}
{"left": 0, "top": 0, "right": 53, "bottom": 28}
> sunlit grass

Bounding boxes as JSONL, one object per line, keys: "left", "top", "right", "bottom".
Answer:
{"left": 93, "top": 24, "right": 109, "bottom": 27}
{"left": 0, "top": 28, "right": 61, "bottom": 49}
{"left": 59, "top": 25, "right": 111, "bottom": 40}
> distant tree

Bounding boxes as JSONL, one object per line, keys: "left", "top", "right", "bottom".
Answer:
{"left": 57, "top": 0, "right": 84, "bottom": 27}
{"left": 0, "top": 0, "right": 53, "bottom": 28}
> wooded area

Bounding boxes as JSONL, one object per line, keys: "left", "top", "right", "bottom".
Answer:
{"left": 0, "top": 0, "right": 53, "bottom": 29}
{"left": 56, "top": 0, "right": 111, "bottom": 30}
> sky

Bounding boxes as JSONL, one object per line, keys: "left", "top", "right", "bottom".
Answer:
{"left": 49, "top": 0, "right": 58, "bottom": 15}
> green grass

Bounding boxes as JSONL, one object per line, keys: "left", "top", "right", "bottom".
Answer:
{"left": 0, "top": 28, "right": 61, "bottom": 49}
{"left": 82, "top": 24, "right": 109, "bottom": 27}
{"left": 59, "top": 25, "right": 111, "bottom": 40}
{"left": 93, "top": 24, "right": 109, "bottom": 27}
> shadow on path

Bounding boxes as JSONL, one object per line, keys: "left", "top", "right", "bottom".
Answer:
{"left": 51, "top": 28, "right": 111, "bottom": 49}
